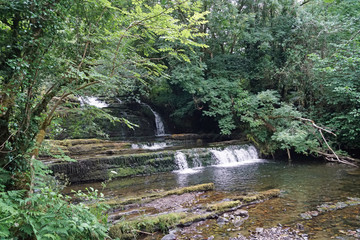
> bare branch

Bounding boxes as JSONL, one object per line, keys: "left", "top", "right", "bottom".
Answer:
{"left": 297, "top": 117, "right": 336, "bottom": 136}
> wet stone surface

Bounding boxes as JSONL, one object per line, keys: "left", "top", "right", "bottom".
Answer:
{"left": 300, "top": 197, "right": 360, "bottom": 220}
{"left": 143, "top": 192, "right": 200, "bottom": 212}
{"left": 229, "top": 227, "right": 308, "bottom": 240}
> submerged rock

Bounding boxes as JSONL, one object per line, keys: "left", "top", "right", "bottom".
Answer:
{"left": 233, "top": 216, "right": 245, "bottom": 227}
{"left": 300, "top": 212, "right": 312, "bottom": 220}
{"left": 230, "top": 226, "right": 308, "bottom": 240}
{"left": 234, "top": 209, "right": 249, "bottom": 218}
{"left": 335, "top": 202, "right": 348, "bottom": 209}
{"left": 296, "top": 223, "right": 304, "bottom": 231}
{"left": 217, "top": 216, "right": 229, "bottom": 226}
{"left": 301, "top": 198, "right": 360, "bottom": 220}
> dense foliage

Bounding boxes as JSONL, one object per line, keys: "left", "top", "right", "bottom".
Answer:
{"left": 145, "top": 0, "right": 360, "bottom": 158}
{"left": 1, "top": 0, "right": 359, "bottom": 238}
{"left": 0, "top": 163, "right": 109, "bottom": 239}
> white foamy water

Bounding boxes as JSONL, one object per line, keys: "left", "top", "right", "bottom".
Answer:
{"left": 173, "top": 151, "right": 200, "bottom": 174}
{"left": 79, "top": 96, "right": 108, "bottom": 108}
{"left": 139, "top": 101, "right": 166, "bottom": 136}
{"left": 131, "top": 142, "right": 169, "bottom": 150}
{"left": 211, "top": 145, "right": 263, "bottom": 167}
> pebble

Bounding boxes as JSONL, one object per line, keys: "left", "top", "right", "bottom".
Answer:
{"left": 233, "top": 216, "right": 245, "bottom": 228}
{"left": 234, "top": 209, "right": 249, "bottom": 218}
{"left": 217, "top": 216, "right": 228, "bottom": 225}
{"left": 300, "top": 212, "right": 312, "bottom": 220}
{"left": 296, "top": 223, "right": 304, "bottom": 231}
{"left": 161, "top": 233, "right": 176, "bottom": 240}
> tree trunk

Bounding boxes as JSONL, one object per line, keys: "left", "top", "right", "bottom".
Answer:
{"left": 287, "top": 148, "right": 292, "bottom": 162}
{"left": 0, "top": 109, "right": 11, "bottom": 168}
{"left": 32, "top": 118, "right": 51, "bottom": 157}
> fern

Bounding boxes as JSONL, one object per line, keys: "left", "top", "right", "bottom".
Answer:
{"left": 0, "top": 166, "right": 109, "bottom": 240}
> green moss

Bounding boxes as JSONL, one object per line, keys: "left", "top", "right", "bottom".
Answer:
{"left": 232, "top": 189, "right": 280, "bottom": 202}
{"left": 206, "top": 200, "right": 241, "bottom": 211}
{"left": 109, "top": 212, "right": 186, "bottom": 239}
{"left": 166, "top": 183, "right": 215, "bottom": 195}
{"left": 112, "top": 167, "right": 146, "bottom": 178}
{"left": 179, "top": 213, "right": 214, "bottom": 226}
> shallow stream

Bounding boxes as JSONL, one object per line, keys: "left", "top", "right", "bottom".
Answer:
{"left": 67, "top": 159, "right": 360, "bottom": 239}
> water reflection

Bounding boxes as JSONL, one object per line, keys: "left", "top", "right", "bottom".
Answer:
{"left": 66, "top": 160, "right": 360, "bottom": 205}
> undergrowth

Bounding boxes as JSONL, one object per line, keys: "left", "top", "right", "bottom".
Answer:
{"left": 0, "top": 160, "right": 110, "bottom": 239}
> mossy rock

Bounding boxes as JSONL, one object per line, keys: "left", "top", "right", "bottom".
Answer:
{"left": 178, "top": 212, "right": 215, "bottom": 226}
{"left": 232, "top": 189, "right": 281, "bottom": 202}
{"left": 166, "top": 183, "right": 215, "bottom": 195}
{"left": 53, "top": 138, "right": 106, "bottom": 146}
{"left": 206, "top": 200, "right": 241, "bottom": 211}
{"left": 109, "top": 212, "right": 186, "bottom": 239}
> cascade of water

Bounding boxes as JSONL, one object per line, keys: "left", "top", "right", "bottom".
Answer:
{"left": 140, "top": 102, "right": 166, "bottom": 136}
{"left": 211, "top": 145, "right": 261, "bottom": 167}
{"left": 78, "top": 96, "right": 108, "bottom": 108}
{"left": 115, "top": 98, "right": 123, "bottom": 104}
{"left": 131, "top": 142, "right": 169, "bottom": 150}
{"left": 174, "top": 152, "right": 189, "bottom": 170}
{"left": 174, "top": 151, "right": 199, "bottom": 174}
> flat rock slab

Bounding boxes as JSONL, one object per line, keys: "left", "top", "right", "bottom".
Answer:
{"left": 143, "top": 192, "right": 201, "bottom": 211}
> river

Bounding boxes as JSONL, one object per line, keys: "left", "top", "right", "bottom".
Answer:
{"left": 66, "top": 158, "right": 360, "bottom": 239}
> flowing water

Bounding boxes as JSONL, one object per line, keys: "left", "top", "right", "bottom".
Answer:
{"left": 78, "top": 96, "right": 109, "bottom": 108}
{"left": 66, "top": 152, "right": 360, "bottom": 239}
{"left": 140, "top": 102, "right": 166, "bottom": 136}
{"left": 173, "top": 151, "right": 202, "bottom": 174}
{"left": 131, "top": 142, "right": 171, "bottom": 150}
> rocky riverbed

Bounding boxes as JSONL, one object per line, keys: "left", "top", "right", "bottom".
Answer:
{"left": 102, "top": 182, "right": 360, "bottom": 240}
{"left": 105, "top": 183, "right": 281, "bottom": 239}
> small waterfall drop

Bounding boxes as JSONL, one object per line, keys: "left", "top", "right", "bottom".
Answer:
{"left": 139, "top": 102, "right": 166, "bottom": 136}
{"left": 131, "top": 142, "right": 170, "bottom": 150}
{"left": 174, "top": 152, "right": 199, "bottom": 174}
{"left": 211, "top": 145, "right": 261, "bottom": 167}
{"left": 78, "top": 96, "right": 108, "bottom": 108}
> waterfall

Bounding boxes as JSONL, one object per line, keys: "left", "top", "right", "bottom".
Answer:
{"left": 173, "top": 145, "right": 261, "bottom": 174}
{"left": 78, "top": 96, "right": 108, "bottom": 108}
{"left": 131, "top": 142, "right": 170, "bottom": 150}
{"left": 140, "top": 102, "right": 166, "bottom": 136}
{"left": 174, "top": 152, "right": 199, "bottom": 174}
{"left": 210, "top": 145, "right": 261, "bottom": 167}
{"left": 175, "top": 152, "right": 189, "bottom": 170}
